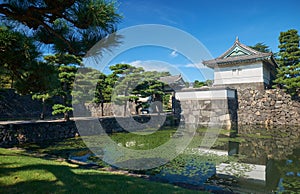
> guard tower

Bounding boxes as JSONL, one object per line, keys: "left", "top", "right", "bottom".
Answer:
{"left": 203, "top": 38, "right": 278, "bottom": 90}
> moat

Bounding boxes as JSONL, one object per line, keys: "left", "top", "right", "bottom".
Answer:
{"left": 64, "top": 125, "right": 300, "bottom": 193}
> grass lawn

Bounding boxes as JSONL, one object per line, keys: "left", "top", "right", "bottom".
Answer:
{"left": 0, "top": 148, "right": 206, "bottom": 194}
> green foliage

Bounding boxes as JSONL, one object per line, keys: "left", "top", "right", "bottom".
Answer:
{"left": 0, "top": 26, "right": 40, "bottom": 89}
{"left": 95, "top": 73, "right": 113, "bottom": 103}
{"left": 275, "top": 151, "right": 300, "bottom": 193}
{"left": 163, "top": 93, "right": 172, "bottom": 111}
{"left": 273, "top": 29, "right": 300, "bottom": 97}
{"left": 72, "top": 67, "right": 102, "bottom": 104}
{"left": 0, "top": 0, "right": 121, "bottom": 56}
{"left": 15, "top": 62, "right": 60, "bottom": 95}
{"left": 110, "top": 64, "right": 145, "bottom": 104}
{"left": 52, "top": 104, "right": 73, "bottom": 116}
{"left": 193, "top": 79, "right": 213, "bottom": 88}
{"left": 133, "top": 71, "right": 170, "bottom": 97}
{"left": 109, "top": 64, "right": 170, "bottom": 114}
{"left": 44, "top": 54, "right": 83, "bottom": 67}
{"left": 44, "top": 54, "right": 79, "bottom": 120}
{"left": 193, "top": 80, "right": 205, "bottom": 88}
{"left": 249, "top": 42, "right": 271, "bottom": 53}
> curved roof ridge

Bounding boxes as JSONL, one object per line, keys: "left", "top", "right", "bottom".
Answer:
{"left": 217, "top": 38, "right": 271, "bottom": 59}
{"left": 159, "top": 74, "right": 182, "bottom": 84}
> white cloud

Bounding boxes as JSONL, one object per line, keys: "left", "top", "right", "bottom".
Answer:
{"left": 128, "top": 60, "right": 181, "bottom": 75}
{"left": 184, "top": 62, "right": 207, "bottom": 68}
{"left": 170, "top": 49, "right": 178, "bottom": 57}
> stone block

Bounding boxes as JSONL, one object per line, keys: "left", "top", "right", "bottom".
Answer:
{"left": 219, "top": 114, "right": 231, "bottom": 121}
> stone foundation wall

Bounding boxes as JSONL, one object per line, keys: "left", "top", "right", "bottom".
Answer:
{"left": 84, "top": 103, "right": 114, "bottom": 117}
{"left": 0, "top": 89, "right": 61, "bottom": 120}
{"left": 0, "top": 115, "right": 179, "bottom": 147}
{"left": 0, "top": 121, "right": 78, "bottom": 147}
{"left": 237, "top": 88, "right": 300, "bottom": 125}
{"left": 80, "top": 102, "right": 141, "bottom": 117}
{"left": 178, "top": 98, "right": 238, "bottom": 129}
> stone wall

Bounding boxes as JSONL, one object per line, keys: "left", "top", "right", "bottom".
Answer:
{"left": 78, "top": 102, "right": 141, "bottom": 117}
{"left": 237, "top": 88, "right": 300, "bottom": 125}
{"left": 84, "top": 103, "right": 114, "bottom": 117}
{"left": 0, "top": 121, "right": 78, "bottom": 147}
{"left": 0, "top": 89, "right": 61, "bottom": 120}
{"left": 0, "top": 115, "right": 179, "bottom": 147}
{"left": 178, "top": 98, "right": 238, "bottom": 129}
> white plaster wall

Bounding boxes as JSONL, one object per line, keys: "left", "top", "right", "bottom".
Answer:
{"left": 214, "top": 62, "right": 264, "bottom": 85}
{"left": 175, "top": 89, "right": 235, "bottom": 100}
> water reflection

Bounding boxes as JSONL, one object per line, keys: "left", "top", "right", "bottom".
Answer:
{"left": 148, "top": 125, "right": 300, "bottom": 193}
{"left": 69, "top": 125, "right": 300, "bottom": 193}
{"left": 209, "top": 125, "right": 300, "bottom": 193}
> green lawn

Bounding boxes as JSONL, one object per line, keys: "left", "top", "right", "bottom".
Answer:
{"left": 0, "top": 148, "right": 206, "bottom": 194}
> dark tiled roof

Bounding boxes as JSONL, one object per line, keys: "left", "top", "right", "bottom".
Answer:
{"left": 159, "top": 74, "right": 184, "bottom": 85}
{"left": 203, "top": 37, "right": 277, "bottom": 68}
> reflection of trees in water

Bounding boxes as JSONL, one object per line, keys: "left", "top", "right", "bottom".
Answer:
{"left": 238, "top": 125, "right": 300, "bottom": 164}
{"left": 273, "top": 148, "right": 300, "bottom": 193}
{"left": 231, "top": 125, "right": 300, "bottom": 193}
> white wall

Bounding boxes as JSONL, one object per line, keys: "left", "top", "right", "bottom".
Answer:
{"left": 175, "top": 89, "right": 235, "bottom": 100}
{"left": 214, "top": 62, "right": 264, "bottom": 85}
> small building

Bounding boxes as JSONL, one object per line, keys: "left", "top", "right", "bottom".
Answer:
{"left": 203, "top": 37, "right": 278, "bottom": 90}
{"left": 159, "top": 74, "right": 186, "bottom": 92}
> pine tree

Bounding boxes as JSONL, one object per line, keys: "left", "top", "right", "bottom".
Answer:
{"left": 0, "top": 26, "right": 40, "bottom": 88}
{"left": 0, "top": 0, "right": 121, "bottom": 56}
{"left": 273, "top": 29, "right": 300, "bottom": 98}
{"left": 249, "top": 43, "right": 271, "bottom": 53}
{"left": 44, "top": 54, "right": 80, "bottom": 121}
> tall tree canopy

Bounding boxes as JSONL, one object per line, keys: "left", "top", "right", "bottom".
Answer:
{"left": 109, "top": 64, "right": 172, "bottom": 115}
{"left": 0, "top": 26, "right": 40, "bottom": 89}
{"left": 249, "top": 42, "right": 271, "bottom": 53}
{"left": 0, "top": 0, "right": 121, "bottom": 56}
{"left": 44, "top": 54, "right": 81, "bottom": 120}
{"left": 273, "top": 29, "right": 300, "bottom": 97}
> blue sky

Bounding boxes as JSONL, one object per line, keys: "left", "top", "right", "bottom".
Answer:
{"left": 87, "top": 0, "right": 300, "bottom": 82}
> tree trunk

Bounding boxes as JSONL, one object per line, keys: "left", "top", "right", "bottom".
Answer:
{"left": 123, "top": 82, "right": 130, "bottom": 116}
{"left": 64, "top": 112, "right": 70, "bottom": 121}
{"left": 101, "top": 100, "right": 104, "bottom": 116}
{"left": 40, "top": 98, "right": 46, "bottom": 120}
{"left": 10, "top": 74, "right": 14, "bottom": 88}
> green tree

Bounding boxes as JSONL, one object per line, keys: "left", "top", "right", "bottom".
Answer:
{"left": 249, "top": 43, "right": 271, "bottom": 53}
{"left": 110, "top": 64, "right": 144, "bottom": 116}
{"left": 133, "top": 71, "right": 168, "bottom": 97}
{"left": 72, "top": 67, "right": 113, "bottom": 116}
{"left": 0, "top": 26, "right": 40, "bottom": 88}
{"left": 193, "top": 79, "right": 213, "bottom": 88}
{"left": 109, "top": 64, "right": 170, "bottom": 115}
{"left": 44, "top": 54, "right": 80, "bottom": 121}
{"left": 273, "top": 29, "right": 300, "bottom": 97}
{"left": 95, "top": 73, "right": 113, "bottom": 116}
{"left": 17, "top": 62, "right": 60, "bottom": 120}
{"left": 133, "top": 71, "right": 169, "bottom": 113}
{"left": 72, "top": 67, "right": 100, "bottom": 105}
{"left": 0, "top": 0, "right": 121, "bottom": 56}
{"left": 193, "top": 80, "right": 205, "bottom": 88}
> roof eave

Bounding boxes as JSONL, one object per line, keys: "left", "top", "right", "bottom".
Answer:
{"left": 204, "top": 55, "right": 274, "bottom": 68}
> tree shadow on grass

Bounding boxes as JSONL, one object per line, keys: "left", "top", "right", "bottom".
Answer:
{"left": 1, "top": 163, "right": 128, "bottom": 193}
{"left": 0, "top": 162, "right": 193, "bottom": 194}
